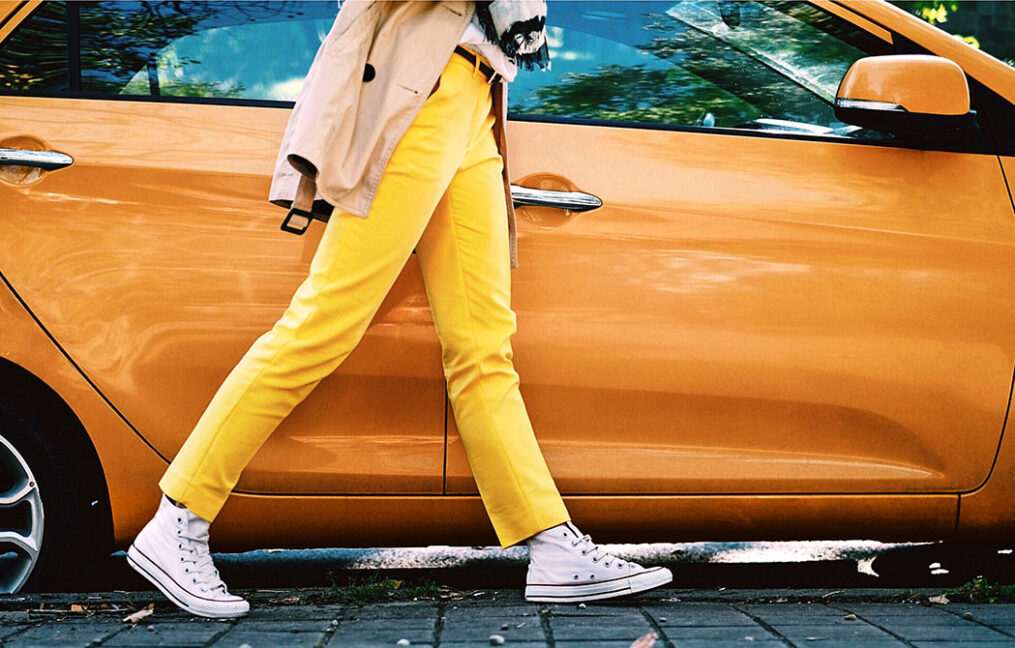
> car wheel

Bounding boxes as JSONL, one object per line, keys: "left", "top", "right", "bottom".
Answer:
{"left": 0, "top": 399, "right": 110, "bottom": 593}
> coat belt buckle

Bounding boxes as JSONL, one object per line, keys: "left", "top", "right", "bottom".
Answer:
{"left": 281, "top": 207, "right": 314, "bottom": 235}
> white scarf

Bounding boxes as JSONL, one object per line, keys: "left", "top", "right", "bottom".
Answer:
{"left": 474, "top": 0, "right": 550, "bottom": 71}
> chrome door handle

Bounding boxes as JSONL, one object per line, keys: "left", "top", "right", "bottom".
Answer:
{"left": 0, "top": 148, "right": 74, "bottom": 171}
{"left": 511, "top": 185, "right": 602, "bottom": 211}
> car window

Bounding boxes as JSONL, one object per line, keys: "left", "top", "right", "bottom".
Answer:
{"left": 0, "top": 1, "right": 69, "bottom": 93}
{"left": 509, "top": 0, "right": 895, "bottom": 139}
{"left": 0, "top": 1, "right": 338, "bottom": 102}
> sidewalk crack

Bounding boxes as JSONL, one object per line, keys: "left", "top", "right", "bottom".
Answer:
{"left": 313, "top": 608, "right": 343, "bottom": 648}
{"left": 432, "top": 599, "right": 447, "bottom": 647}
{"left": 939, "top": 606, "right": 1015, "bottom": 640}
{"left": 539, "top": 604, "right": 555, "bottom": 647}
{"left": 638, "top": 606, "right": 676, "bottom": 648}
{"left": 730, "top": 603, "right": 799, "bottom": 648}
{"left": 201, "top": 619, "right": 239, "bottom": 648}
{"left": 833, "top": 605, "right": 919, "bottom": 648}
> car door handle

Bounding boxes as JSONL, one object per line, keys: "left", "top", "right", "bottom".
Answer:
{"left": 510, "top": 184, "right": 602, "bottom": 211}
{"left": 0, "top": 148, "right": 74, "bottom": 171}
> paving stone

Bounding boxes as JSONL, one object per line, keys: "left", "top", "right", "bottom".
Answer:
{"left": 911, "top": 643, "right": 1015, "bottom": 648}
{"left": 213, "top": 628, "right": 325, "bottom": 648}
{"left": 856, "top": 613, "right": 973, "bottom": 626}
{"left": 843, "top": 603, "right": 956, "bottom": 616}
{"left": 104, "top": 621, "right": 227, "bottom": 646}
{"left": 740, "top": 603, "right": 855, "bottom": 625}
{"left": 544, "top": 603, "right": 644, "bottom": 617}
{"left": 659, "top": 625, "right": 778, "bottom": 641}
{"left": 243, "top": 604, "right": 344, "bottom": 621}
{"left": 548, "top": 616, "right": 655, "bottom": 641}
{"left": 769, "top": 623, "right": 895, "bottom": 641}
{"left": 643, "top": 602, "right": 757, "bottom": 626}
{"left": 876, "top": 624, "right": 1012, "bottom": 641}
{"left": 0, "top": 611, "right": 33, "bottom": 625}
{"left": 444, "top": 604, "right": 538, "bottom": 618}
{"left": 327, "top": 618, "right": 434, "bottom": 645}
{"left": 440, "top": 613, "right": 545, "bottom": 642}
{"left": 949, "top": 606, "right": 1015, "bottom": 625}
{"left": 4, "top": 620, "right": 126, "bottom": 647}
{"left": 344, "top": 603, "right": 439, "bottom": 620}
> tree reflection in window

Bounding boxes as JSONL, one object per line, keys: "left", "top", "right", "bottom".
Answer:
{"left": 510, "top": 1, "right": 894, "bottom": 138}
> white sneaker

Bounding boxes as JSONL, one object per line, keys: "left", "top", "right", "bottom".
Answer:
{"left": 524, "top": 522, "right": 673, "bottom": 603}
{"left": 126, "top": 495, "right": 249, "bottom": 618}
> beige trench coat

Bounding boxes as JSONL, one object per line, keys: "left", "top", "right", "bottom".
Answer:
{"left": 268, "top": 0, "right": 519, "bottom": 268}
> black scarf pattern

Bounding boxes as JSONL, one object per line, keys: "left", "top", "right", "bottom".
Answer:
{"left": 474, "top": 1, "right": 550, "bottom": 71}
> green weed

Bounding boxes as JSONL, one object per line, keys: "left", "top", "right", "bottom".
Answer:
{"left": 946, "top": 576, "right": 1015, "bottom": 604}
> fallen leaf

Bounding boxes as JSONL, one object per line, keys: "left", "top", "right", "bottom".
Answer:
{"left": 70, "top": 604, "right": 85, "bottom": 612}
{"left": 280, "top": 596, "right": 300, "bottom": 605}
{"left": 630, "top": 632, "right": 657, "bottom": 648}
{"left": 123, "top": 608, "right": 153, "bottom": 624}
{"left": 843, "top": 613, "right": 858, "bottom": 621}
{"left": 929, "top": 595, "right": 950, "bottom": 605}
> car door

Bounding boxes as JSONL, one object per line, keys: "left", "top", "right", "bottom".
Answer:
{"left": 0, "top": 1, "right": 446, "bottom": 495}
{"left": 445, "top": 0, "right": 1015, "bottom": 496}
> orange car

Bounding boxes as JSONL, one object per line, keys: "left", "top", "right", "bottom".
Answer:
{"left": 1, "top": 0, "right": 1014, "bottom": 593}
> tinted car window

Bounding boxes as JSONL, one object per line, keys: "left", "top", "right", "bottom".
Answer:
{"left": 0, "top": 1, "right": 338, "bottom": 102}
{"left": 0, "top": 1, "right": 69, "bottom": 93}
{"left": 510, "top": 0, "right": 894, "bottom": 139}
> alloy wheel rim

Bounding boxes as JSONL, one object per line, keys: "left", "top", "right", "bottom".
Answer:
{"left": 0, "top": 434, "right": 43, "bottom": 593}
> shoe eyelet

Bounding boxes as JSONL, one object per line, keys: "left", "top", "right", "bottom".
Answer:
{"left": 179, "top": 557, "right": 184, "bottom": 562}
{"left": 193, "top": 578, "right": 197, "bottom": 584}
{"left": 573, "top": 575, "right": 579, "bottom": 580}
{"left": 592, "top": 557, "right": 599, "bottom": 563}
{"left": 177, "top": 517, "right": 182, "bottom": 523}
{"left": 590, "top": 575, "right": 595, "bottom": 579}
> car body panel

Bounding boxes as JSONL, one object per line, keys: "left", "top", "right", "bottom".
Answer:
{"left": 0, "top": 97, "right": 447, "bottom": 495}
{"left": 0, "top": 275, "right": 168, "bottom": 538}
{"left": 446, "top": 118, "right": 1015, "bottom": 495}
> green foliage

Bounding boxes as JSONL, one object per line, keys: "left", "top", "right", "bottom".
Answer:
{"left": 946, "top": 577, "right": 1015, "bottom": 604}
{"left": 308, "top": 571, "right": 447, "bottom": 606}
{"left": 892, "top": 1, "right": 980, "bottom": 50}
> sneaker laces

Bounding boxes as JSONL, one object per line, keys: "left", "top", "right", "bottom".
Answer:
{"left": 178, "top": 531, "right": 229, "bottom": 594}
{"left": 570, "top": 534, "right": 629, "bottom": 569}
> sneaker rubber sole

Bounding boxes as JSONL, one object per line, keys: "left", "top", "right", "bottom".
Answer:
{"left": 524, "top": 566, "right": 673, "bottom": 603}
{"left": 126, "top": 543, "right": 249, "bottom": 619}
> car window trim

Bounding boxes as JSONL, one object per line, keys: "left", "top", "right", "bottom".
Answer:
{"left": 508, "top": 113, "right": 993, "bottom": 155}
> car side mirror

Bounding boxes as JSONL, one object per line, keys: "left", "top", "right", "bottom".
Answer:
{"left": 834, "top": 55, "right": 976, "bottom": 136}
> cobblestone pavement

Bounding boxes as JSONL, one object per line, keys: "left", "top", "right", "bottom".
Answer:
{"left": 3, "top": 588, "right": 1015, "bottom": 648}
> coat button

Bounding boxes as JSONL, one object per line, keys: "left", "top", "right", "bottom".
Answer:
{"left": 363, "top": 63, "right": 375, "bottom": 82}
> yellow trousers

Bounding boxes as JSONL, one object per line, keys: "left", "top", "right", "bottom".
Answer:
{"left": 160, "top": 49, "right": 570, "bottom": 548}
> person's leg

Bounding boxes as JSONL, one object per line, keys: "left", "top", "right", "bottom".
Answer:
{"left": 415, "top": 56, "right": 672, "bottom": 602}
{"left": 130, "top": 50, "right": 489, "bottom": 618}
{"left": 158, "top": 65, "right": 480, "bottom": 525}
{"left": 414, "top": 57, "right": 569, "bottom": 551}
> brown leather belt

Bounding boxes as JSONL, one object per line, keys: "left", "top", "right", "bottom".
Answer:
{"left": 453, "top": 45, "right": 502, "bottom": 84}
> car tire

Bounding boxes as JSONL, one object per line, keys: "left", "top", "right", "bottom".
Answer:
{"left": 0, "top": 398, "right": 112, "bottom": 593}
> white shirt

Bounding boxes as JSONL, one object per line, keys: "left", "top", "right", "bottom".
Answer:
{"left": 458, "top": 13, "right": 518, "bottom": 82}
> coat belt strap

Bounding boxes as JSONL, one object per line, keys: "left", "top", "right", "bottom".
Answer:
{"left": 280, "top": 172, "right": 316, "bottom": 235}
